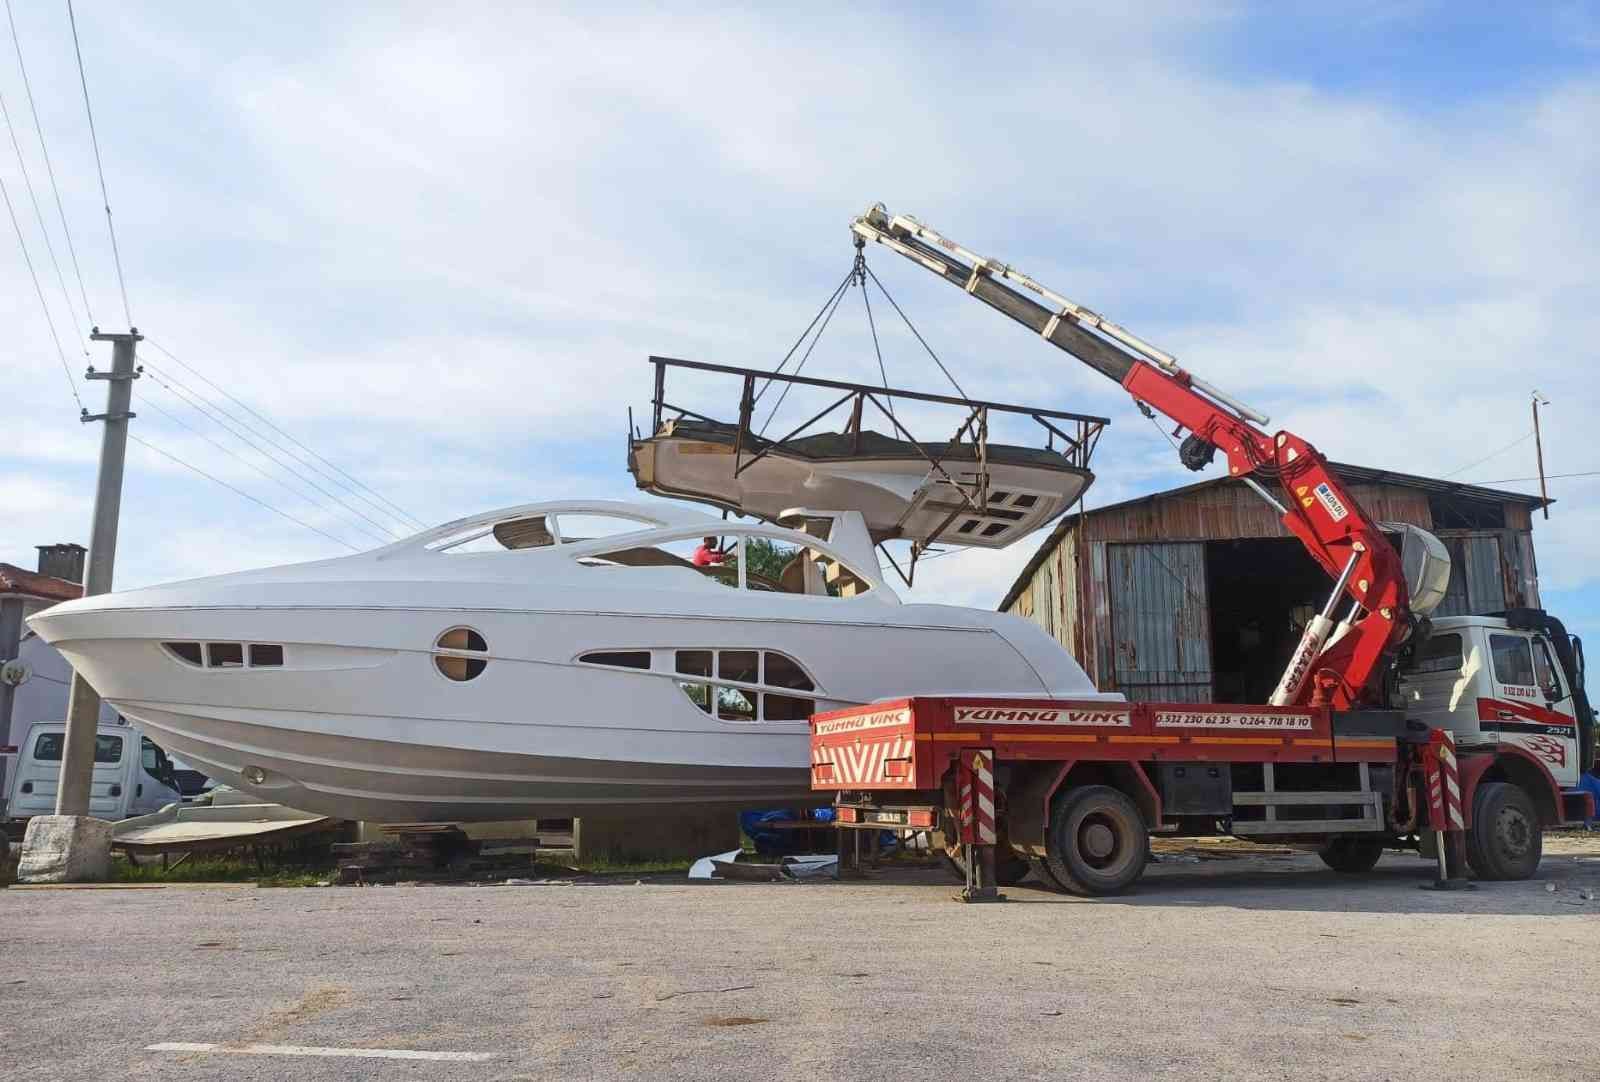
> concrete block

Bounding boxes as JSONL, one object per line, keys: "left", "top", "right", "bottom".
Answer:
{"left": 17, "top": 815, "right": 114, "bottom": 883}
{"left": 575, "top": 807, "right": 740, "bottom": 864}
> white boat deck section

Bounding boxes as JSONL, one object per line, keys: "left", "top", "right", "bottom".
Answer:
{"left": 113, "top": 789, "right": 330, "bottom": 850}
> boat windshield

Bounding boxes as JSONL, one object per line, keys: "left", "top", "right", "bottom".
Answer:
{"left": 425, "top": 511, "right": 662, "bottom": 553}
{"left": 582, "top": 533, "right": 872, "bottom": 597}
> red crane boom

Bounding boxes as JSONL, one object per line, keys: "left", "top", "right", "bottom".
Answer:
{"left": 850, "top": 204, "right": 1411, "bottom": 709}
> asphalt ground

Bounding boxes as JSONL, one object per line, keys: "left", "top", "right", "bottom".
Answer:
{"left": 6, "top": 836, "right": 1599, "bottom": 1082}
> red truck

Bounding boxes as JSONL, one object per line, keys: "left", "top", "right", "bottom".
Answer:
{"left": 813, "top": 207, "right": 1596, "bottom": 897}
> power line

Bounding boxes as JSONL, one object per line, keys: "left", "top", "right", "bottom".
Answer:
{"left": 1, "top": 154, "right": 80, "bottom": 411}
{"left": 65, "top": 0, "right": 129, "bottom": 327}
{"left": 140, "top": 357, "right": 407, "bottom": 540}
{"left": 5, "top": 0, "right": 92, "bottom": 326}
{"left": 1439, "top": 430, "right": 1533, "bottom": 480}
{"left": 144, "top": 338, "right": 428, "bottom": 530}
{"left": 128, "top": 433, "right": 361, "bottom": 552}
{"left": 139, "top": 365, "right": 398, "bottom": 545}
{"left": 1, "top": 81, "right": 85, "bottom": 358}
{"left": 138, "top": 395, "right": 384, "bottom": 549}
{"left": 1464, "top": 470, "right": 1599, "bottom": 486}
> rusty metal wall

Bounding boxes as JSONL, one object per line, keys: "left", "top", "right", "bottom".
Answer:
{"left": 1083, "top": 483, "right": 1432, "bottom": 543}
{"left": 1105, "top": 541, "right": 1213, "bottom": 702}
{"left": 1433, "top": 530, "right": 1536, "bottom": 615}
{"left": 1002, "top": 482, "right": 1543, "bottom": 697}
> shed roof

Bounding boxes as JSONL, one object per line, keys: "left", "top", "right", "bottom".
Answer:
{"left": 996, "top": 462, "right": 1549, "bottom": 613}
{"left": 0, "top": 563, "right": 85, "bottom": 604}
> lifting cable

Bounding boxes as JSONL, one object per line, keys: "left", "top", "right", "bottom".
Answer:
{"left": 757, "top": 239, "right": 971, "bottom": 437}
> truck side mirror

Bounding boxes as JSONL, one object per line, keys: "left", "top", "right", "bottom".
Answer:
{"left": 1574, "top": 636, "right": 1586, "bottom": 684}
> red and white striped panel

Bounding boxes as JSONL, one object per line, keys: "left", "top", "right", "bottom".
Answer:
{"left": 813, "top": 736, "right": 912, "bottom": 786}
{"left": 1423, "top": 728, "right": 1464, "bottom": 833}
{"left": 1435, "top": 729, "right": 1464, "bottom": 832}
{"left": 958, "top": 748, "right": 997, "bottom": 845}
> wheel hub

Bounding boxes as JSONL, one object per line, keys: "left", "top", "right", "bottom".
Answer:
{"left": 1081, "top": 821, "right": 1116, "bottom": 861}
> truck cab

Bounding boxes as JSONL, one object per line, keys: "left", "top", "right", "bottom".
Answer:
{"left": 1399, "top": 611, "right": 1594, "bottom": 790}
{"left": 6, "top": 718, "right": 184, "bottom": 824}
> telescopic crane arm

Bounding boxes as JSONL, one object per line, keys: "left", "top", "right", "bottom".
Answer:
{"left": 851, "top": 204, "right": 1410, "bottom": 710}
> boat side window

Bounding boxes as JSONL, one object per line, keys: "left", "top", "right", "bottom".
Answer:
{"left": 673, "top": 649, "right": 820, "bottom": 722}
{"left": 164, "top": 641, "right": 203, "bottom": 666}
{"left": 434, "top": 627, "right": 489, "bottom": 682}
{"left": 1406, "top": 633, "right": 1463, "bottom": 676}
{"left": 579, "top": 651, "right": 651, "bottom": 670}
{"left": 206, "top": 643, "right": 244, "bottom": 669}
{"left": 249, "top": 644, "right": 284, "bottom": 667}
{"left": 1489, "top": 634, "right": 1537, "bottom": 687}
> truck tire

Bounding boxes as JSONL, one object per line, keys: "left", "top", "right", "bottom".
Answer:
{"left": 1045, "top": 785, "right": 1148, "bottom": 896}
{"left": 1028, "top": 856, "right": 1069, "bottom": 891}
{"left": 1317, "top": 836, "right": 1384, "bottom": 873}
{"left": 1465, "top": 781, "right": 1542, "bottom": 881}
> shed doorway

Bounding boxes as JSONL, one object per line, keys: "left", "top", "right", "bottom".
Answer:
{"left": 1205, "top": 538, "right": 1333, "bottom": 704}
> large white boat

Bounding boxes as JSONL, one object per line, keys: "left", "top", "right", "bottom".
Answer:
{"left": 30, "top": 498, "right": 1116, "bottom": 822}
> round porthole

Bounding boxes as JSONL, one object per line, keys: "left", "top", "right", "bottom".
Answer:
{"left": 434, "top": 627, "right": 488, "bottom": 681}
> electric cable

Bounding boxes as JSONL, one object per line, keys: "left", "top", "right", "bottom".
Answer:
{"left": 144, "top": 338, "right": 427, "bottom": 530}
{"left": 140, "top": 365, "right": 401, "bottom": 542}
{"left": 66, "top": 0, "right": 130, "bottom": 326}
{"left": 1, "top": 157, "right": 80, "bottom": 411}
{"left": 0, "top": 82, "right": 85, "bottom": 359}
{"left": 138, "top": 395, "right": 392, "bottom": 548}
{"left": 5, "top": 0, "right": 92, "bottom": 328}
{"left": 128, "top": 433, "right": 361, "bottom": 551}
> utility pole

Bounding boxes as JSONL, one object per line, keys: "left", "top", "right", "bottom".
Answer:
{"left": 1531, "top": 391, "right": 1550, "bottom": 522}
{"left": 52, "top": 328, "right": 140, "bottom": 816}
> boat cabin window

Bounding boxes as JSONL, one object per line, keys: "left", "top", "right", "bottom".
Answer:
{"left": 206, "top": 643, "right": 244, "bottom": 669}
{"left": 32, "top": 732, "right": 123, "bottom": 764}
{"left": 579, "top": 650, "right": 651, "bottom": 669}
{"left": 1406, "top": 633, "right": 1463, "bottom": 675}
{"left": 434, "top": 627, "right": 489, "bottom": 681}
{"left": 249, "top": 644, "right": 284, "bottom": 667}
{"left": 672, "top": 649, "right": 820, "bottom": 723}
{"left": 164, "top": 641, "right": 203, "bottom": 666}
{"left": 1489, "top": 634, "right": 1537, "bottom": 687}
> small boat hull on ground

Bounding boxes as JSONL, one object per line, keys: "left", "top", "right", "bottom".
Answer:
{"left": 113, "top": 788, "right": 335, "bottom": 857}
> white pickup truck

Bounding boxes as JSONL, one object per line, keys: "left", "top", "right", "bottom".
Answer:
{"left": 6, "top": 718, "right": 183, "bottom": 823}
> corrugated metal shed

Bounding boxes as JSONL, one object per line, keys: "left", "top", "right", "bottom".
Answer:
{"left": 999, "top": 463, "right": 1547, "bottom": 700}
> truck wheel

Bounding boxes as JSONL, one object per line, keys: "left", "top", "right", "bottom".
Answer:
{"left": 1028, "top": 856, "right": 1068, "bottom": 891}
{"left": 1466, "top": 781, "right": 1542, "bottom": 881}
{"left": 1317, "top": 837, "right": 1384, "bottom": 873}
{"left": 1045, "top": 785, "right": 1148, "bottom": 896}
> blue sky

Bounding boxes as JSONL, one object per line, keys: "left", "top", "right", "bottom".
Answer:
{"left": 2, "top": 3, "right": 1596, "bottom": 652}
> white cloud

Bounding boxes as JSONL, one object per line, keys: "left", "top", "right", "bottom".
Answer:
{"left": 0, "top": 4, "right": 1594, "bottom": 645}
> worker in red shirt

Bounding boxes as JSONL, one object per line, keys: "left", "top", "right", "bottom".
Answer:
{"left": 691, "top": 536, "right": 725, "bottom": 567}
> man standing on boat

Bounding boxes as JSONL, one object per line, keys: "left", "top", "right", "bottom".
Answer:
{"left": 692, "top": 536, "right": 725, "bottom": 567}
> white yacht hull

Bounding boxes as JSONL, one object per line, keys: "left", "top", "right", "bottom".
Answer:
{"left": 30, "top": 500, "right": 1114, "bottom": 823}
